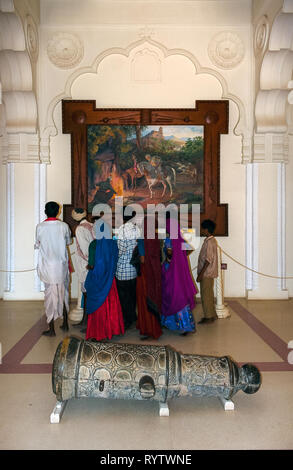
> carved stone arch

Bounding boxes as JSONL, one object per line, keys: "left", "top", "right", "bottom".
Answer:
{"left": 44, "top": 36, "right": 247, "bottom": 162}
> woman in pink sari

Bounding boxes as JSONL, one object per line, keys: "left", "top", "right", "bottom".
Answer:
{"left": 161, "top": 217, "right": 197, "bottom": 335}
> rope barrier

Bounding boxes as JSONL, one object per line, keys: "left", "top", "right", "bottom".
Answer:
{"left": 218, "top": 245, "right": 293, "bottom": 280}
{"left": 0, "top": 251, "right": 76, "bottom": 273}
{"left": 0, "top": 268, "right": 36, "bottom": 273}
{"left": 0, "top": 247, "right": 292, "bottom": 279}
{"left": 183, "top": 235, "right": 293, "bottom": 279}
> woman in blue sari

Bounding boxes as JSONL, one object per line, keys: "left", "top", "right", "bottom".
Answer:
{"left": 84, "top": 219, "right": 124, "bottom": 341}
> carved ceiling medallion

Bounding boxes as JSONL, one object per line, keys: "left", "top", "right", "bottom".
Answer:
{"left": 47, "top": 32, "right": 84, "bottom": 69}
{"left": 208, "top": 31, "right": 245, "bottom": 70}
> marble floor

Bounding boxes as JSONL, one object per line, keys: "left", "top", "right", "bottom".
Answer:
{"left": 0, "top": 298, "right": 292, "bottom": 450}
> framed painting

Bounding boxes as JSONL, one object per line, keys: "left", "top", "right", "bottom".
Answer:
{"left": 62, "top": 100, "right": 229, "bottom": 236}
{"left": 87, "top": 124, "right": 204, "bottom": 212}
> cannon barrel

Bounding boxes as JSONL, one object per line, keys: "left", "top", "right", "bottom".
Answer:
{"left": 52, "top": 336, "right": 261, "bottom": 403}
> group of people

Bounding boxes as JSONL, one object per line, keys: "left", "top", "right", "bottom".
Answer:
{"left": 35, "top": 201, "right": 219, "bottom": 341}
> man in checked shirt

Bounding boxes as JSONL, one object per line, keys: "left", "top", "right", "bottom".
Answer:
{"left": 115, "top": 208, "right": 141, "bottom": 329}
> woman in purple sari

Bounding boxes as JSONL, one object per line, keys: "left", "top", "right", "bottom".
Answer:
{"left": 161, "top": 217, "right": 197, "bottom": 335}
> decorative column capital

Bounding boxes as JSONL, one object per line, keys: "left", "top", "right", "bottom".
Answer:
{"left": 1, "top": 132, "right": 40, "bottom": 164}
{"left": 252, "top": 133, "right": 289, "bottom": 164}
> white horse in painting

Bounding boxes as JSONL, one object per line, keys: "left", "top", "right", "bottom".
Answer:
{"left": 137, "top": 161, "right": 176, "bottom": 199}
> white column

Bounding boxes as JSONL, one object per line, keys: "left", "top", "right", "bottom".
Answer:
{"left": 277, "top": 162, "right": 287, "bottom": 292}
{"left": 6, "top": 162, "right": 14, "bottom": 292}
{"left": 4, "top": 163, "right": 44, "bottom": 300}
{"left": 245, "top": 163, "right": 259, "bottom": 293}
{"left": 34, "top": 163, "right": 41, "bottom": 291}
{"left": 34, "top": 163, "right": 46, "bottom": 292}
{"left": 247, "top": 163, "right": 288, "bottom": 299}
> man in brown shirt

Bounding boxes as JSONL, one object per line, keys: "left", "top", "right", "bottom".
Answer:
{"left": 197, "top": 219, "right": 218, "bottom": 324}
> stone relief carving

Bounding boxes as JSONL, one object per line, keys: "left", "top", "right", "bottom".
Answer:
{"left": 208, "top": 31, "right": 245, "bottom": 70}
{"left": 138, "top": 26, "right": 155, "bottom": 40}
{"left": 254, "top": 15, "right": 269, "bottom": 57}
{"left": 47, "top": 32, "right": 84, "bottom": 69}
{"left": 25, "top": 14, "right": 38, "bottom": 62}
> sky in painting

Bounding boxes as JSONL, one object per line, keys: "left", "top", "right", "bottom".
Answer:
{"left": 141, "top": 125, "right": 204, "bottom": 140}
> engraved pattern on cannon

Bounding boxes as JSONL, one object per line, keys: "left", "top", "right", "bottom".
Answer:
{"left": 70, "top": 340, "right": 169, "bottom": 402}
{"left": 52, "top": 337, "right": 261, "bottom": 406}
{"left": 180, "top": 354, "right": 234, "bottom": 398}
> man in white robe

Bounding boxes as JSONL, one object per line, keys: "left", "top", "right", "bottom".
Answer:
{"left": 35, "top": 201, "right": 72, "bottom": 336}
{"left": 71, "top": 208, "right": 94, "bottom": 329}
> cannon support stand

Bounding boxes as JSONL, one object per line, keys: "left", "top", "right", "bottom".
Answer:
{"left": 50, "top": 400, "right": 67, "bottom": 424}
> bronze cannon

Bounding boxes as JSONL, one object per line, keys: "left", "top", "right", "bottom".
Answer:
{"left": 51, "top": 336, "right": 261, "bottom": 419}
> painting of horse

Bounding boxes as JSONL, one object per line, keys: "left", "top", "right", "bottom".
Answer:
{"left": 87, "top": 124, "right": 204, "bottom": 212}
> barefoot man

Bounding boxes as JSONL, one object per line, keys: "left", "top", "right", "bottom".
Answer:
{"left": 35, "top": 201, "right": 72, "bottom": 336}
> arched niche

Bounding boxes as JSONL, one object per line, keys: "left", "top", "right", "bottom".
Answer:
{"left": 44, "top": 38, "right": 246, "bottom": 161}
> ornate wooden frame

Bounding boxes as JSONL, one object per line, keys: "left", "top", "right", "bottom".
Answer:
{"left": 62, "top": 100, "right": 229, "bottom": 236}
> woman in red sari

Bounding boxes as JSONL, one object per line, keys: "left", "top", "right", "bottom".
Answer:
{"left": 136, "top": 216, "right": 162, "bottom": 340}
{"left": 84, "top": 218, "right": 124, "bottom": 341}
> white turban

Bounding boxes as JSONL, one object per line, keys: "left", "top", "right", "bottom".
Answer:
{"left": 71, "top": 208, "right": 87, "bottom": 222}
